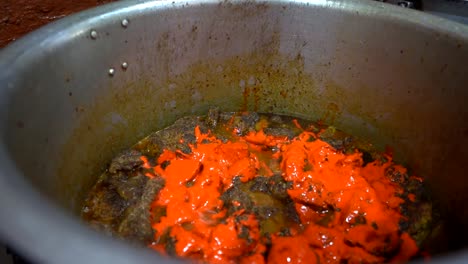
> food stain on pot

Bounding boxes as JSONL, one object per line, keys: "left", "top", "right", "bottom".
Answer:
{"left": 320, "top": 102, "right": 342, "bottom": 125}
{"left": 56, "top": 48, "right": 395, "bottom": 214}
{"left": 16, "top": 121, "right": 24, "bottom": 128}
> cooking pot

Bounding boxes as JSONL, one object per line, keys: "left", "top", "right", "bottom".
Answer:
{"left": 0, "top": 0, "right": 467, "bottom": 263}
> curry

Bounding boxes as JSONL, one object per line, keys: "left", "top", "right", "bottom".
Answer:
{"left": 82, "top": 110, "right": 433, "bottom": 263}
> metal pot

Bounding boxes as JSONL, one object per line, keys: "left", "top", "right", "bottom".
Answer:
{"left": 0, "top": 0, "right": 467, "bottom": 263}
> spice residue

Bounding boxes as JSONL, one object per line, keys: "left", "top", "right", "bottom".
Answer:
{"left": 140, "top": 116, "right": 421, "bottom": 263}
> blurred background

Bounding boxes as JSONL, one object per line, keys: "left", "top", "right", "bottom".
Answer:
{"left": 0, "top": 0, "right": 116, "bottom": 48}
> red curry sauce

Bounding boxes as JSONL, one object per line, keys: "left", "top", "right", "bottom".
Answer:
{"left": 138, "top": 117, "right": 421, "bottom": 263}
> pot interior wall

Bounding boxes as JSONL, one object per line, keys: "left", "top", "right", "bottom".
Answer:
{"left": 1, "top": 0, "right": 467, "bottom": 255}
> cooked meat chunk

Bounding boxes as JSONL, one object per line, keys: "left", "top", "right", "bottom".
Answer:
{"left": 109, "top": 149, "right": 144, "bottom": 173}
{"left": 82, "top": 110, "right": 435, "bottom": 263}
